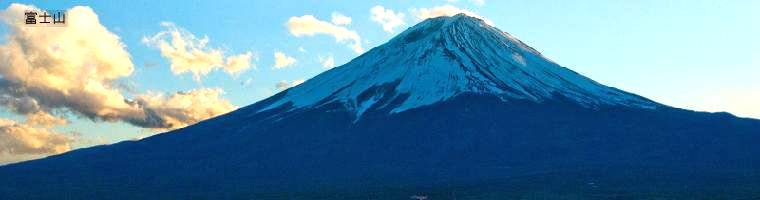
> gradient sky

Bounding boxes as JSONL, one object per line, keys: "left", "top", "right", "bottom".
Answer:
{"left": 0, "top": 0, "right": 757, "bottom": 164}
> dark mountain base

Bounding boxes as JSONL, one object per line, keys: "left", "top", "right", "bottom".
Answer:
{"left": 3, "top": 170, "right": 759, "bottom": 199}
{"left": 256, "top": 169, "right": 760, "bottom": 200}
{"left": 2, "top": 94, "right": 759, "bottom": 199}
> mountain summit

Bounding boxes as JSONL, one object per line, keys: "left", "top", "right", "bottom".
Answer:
{"left": 263, "top": 14, "right": 657, "bottom": 119}
{"left": 2, "top": 14, "right": 759, "bottom": 199}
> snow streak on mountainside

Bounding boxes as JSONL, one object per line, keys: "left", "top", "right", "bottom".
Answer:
{"left": 262, "top": 14, "right": 659, "bottom": 118}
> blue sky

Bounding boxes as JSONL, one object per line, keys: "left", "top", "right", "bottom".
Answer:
{"left": 0, "top": 0, "right": 757, "bottom": 163}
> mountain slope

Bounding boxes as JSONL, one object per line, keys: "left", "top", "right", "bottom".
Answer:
{"left": 1, "top": 14, "right": 759, "bottom": 199}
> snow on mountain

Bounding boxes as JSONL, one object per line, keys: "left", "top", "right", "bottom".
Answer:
{"left": 261, "top": 14, "right": 659, "bottom": 118}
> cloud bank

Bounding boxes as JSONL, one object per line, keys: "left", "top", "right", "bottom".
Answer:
{"left": 133, "top": 88, "right": 236, "bottom": 129}
{"left": 0, "top": 4, "right": 238, "bottom": 157}
{"left": 0, "top": 118, "right": 71, "bottom": 155}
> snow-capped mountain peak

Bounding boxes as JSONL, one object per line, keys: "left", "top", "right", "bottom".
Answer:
{"left": 260, "top": 14, "right": 658, "bottom": 118}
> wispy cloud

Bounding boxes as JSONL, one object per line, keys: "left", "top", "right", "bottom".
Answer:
{"left": 471, "top": 0, "right": 485, "bottom": 6}
{"left": 287, "top": 15, "right": 364, "bottom": 53}
{"left": 370, "top": 6, "right": 406, "bottom": 33}
{"left": 275, "top": 79, "right": 305, "bottom": 90}
{"left": 447, "top": 0, "right": 486, "bottom": 6}
{"left": 25, "top": 111, "right": 67, "bottom": 128}
{"left": 319, "top": 55, "right": 336, "bottom": 69}
{"left": 331, "top": 12, "right": 352, "bottom": 26}
{"left": 142, "top": 22, "right": 254, "bottom": 81}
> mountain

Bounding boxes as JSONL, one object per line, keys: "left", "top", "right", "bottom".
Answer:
{"left": 264, "top": 14, "right": 657, "bottom": 119}
{"left": 2, "top": 14, "right": 759, "bottom": 199}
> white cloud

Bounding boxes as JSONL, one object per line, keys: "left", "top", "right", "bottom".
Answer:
{"left": 445, "top": 0, "right": 485, "bottom": 6}
{"left": 242, "top": 77, "right": 254, "bottom": 87}
{"left": 411, "top": 4, "right": 493, "bottom": 25}
{"left": 0, "top": 4, "right": 237, "bottom": 131}
{"left": 287, "top": 15, "right": 364, "bottom": 53}
{"left": 142, "top": 22, "right": 254, "bottom": 81}
{"left": 224, "top": 51, "right": 255, "bottom": 75}
{"left": 274, "top": 51, "right": 296, "bottom": 69}
{"left": 319, "top": 55, "right": 335, "bottom": 69}
{"left": 470, "top": 0, "right": 485, "bottom": 6}
{"left": 275, "top": 79, "right": 305, "bottom": 90}
{"left": 298, "top": 46, "right": 306, "bottom": 52}
{"left": 331, "top": 12, "right": 352, "bottom": 26}
{"left": 370, "top": 6, "right": 406, "bottom": 33}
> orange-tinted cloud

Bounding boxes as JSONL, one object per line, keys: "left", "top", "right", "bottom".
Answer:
{"left": 0, "top": 4, "right": 237, "bottom": 130}
{"left": 143, "top": 22, "right": 255, "bottom": 81}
